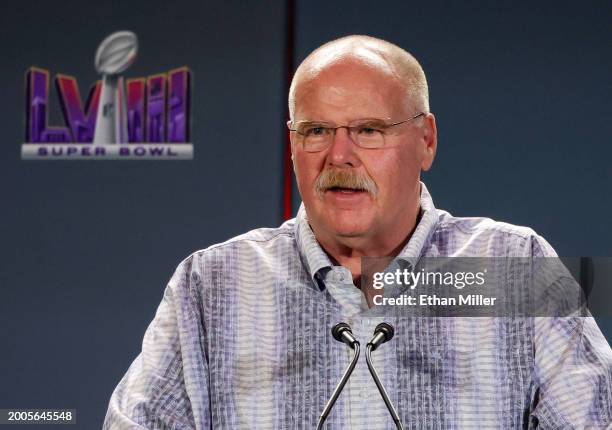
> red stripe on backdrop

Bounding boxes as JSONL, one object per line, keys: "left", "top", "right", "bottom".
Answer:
{"left": 283, "top": 131, "right": 293, "bottom": 220}
{"left": 283, "top": 0, "right": 295, "bottom": 220}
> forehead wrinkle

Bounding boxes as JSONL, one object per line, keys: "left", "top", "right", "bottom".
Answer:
{"left": 294, "top": 60, "right": 403, "bottom": 122}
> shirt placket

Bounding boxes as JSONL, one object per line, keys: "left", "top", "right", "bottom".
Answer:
{"left": 323, "top": 268, "right": 391, "bottom": 429}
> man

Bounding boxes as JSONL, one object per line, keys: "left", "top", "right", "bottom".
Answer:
{"left": 103, "top": 36, "right": 612, "bottom": 429}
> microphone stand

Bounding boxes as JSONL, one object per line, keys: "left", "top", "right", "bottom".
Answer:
{"left": 316, "top": 341, "right": 360, "bottom": 430}
{"left": 366, "top": 342, "right": 404, "bottom": 430}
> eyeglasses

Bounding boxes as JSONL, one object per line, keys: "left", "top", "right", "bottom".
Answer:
{"left": 287, "top": 112, "right": 425, "bottom": 152}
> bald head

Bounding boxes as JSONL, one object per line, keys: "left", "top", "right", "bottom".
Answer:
{"left": 289, "top": 35, "right": 429, "bottom": 121}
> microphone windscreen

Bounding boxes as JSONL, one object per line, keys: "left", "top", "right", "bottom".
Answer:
{"left": 332, "top": 322, "right": 351, "bottom": 343}
{"left": 374, "top": 322, "right": 395, "bottom": 342}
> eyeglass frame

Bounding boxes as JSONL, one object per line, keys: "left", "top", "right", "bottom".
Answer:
{"left": 287, "top": 112, "right": 426, "bottom": 152}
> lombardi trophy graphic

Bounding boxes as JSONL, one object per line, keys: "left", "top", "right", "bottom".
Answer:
{"left": 93, "top": 31, "right": 138, "bottom": 144}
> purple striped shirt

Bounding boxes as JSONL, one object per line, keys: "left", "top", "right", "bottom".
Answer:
{"left": 103, "top": 183, "right": 612, "bottom": 429}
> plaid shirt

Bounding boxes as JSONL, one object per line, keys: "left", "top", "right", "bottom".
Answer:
{"left": 103, "top": 183, "right": 612, "bottom": 429}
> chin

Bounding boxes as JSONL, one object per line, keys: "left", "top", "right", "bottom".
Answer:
{"left": 326, "top": 218, "right": 372, "bottom": 238}
{"left": 306, "top": 200, "right": 376, "bottom": 238}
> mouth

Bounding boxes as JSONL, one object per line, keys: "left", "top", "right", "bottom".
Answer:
{"left": 326, "top": 186, "right": 368, "bottom": 194}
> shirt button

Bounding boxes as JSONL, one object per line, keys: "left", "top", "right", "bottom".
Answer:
{"left": 340, "top": 271, "right": 352, "bottom": 283}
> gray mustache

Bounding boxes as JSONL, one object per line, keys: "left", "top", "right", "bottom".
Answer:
{"left": 315, "top": 169, "right": 378, "bottom": 197}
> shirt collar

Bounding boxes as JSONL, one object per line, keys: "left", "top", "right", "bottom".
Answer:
{"left": 294, "top": 204, "right": 334, "bottom": 286}
{"left": 395, "top": 182, "right": 439, "bottom": 270}
{"left": 294, "top": 181, "right": 440, "bottom": 284}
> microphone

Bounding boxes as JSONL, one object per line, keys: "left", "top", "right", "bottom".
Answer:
{"left": 332, "top": 322, "right": 358, "bottom": 348}
{"left": 368, "top": 321, "right": 394, "bottom": 351}
{"left": 316, "top": 323, "right": 360, "bottom": 430}
{"left": 366, "top": 323, "right": 404, "bottom": 430}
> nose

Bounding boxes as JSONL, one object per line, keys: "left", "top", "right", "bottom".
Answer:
{"left": 327, "top": 127, "right": 362, "bottom": 168}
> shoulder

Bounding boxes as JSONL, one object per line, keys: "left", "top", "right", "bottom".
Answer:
{"left": 430, "top": 209, "right": 557, "bottom": 257}
{"left": 171, "top": 218, "right": 298, "bottom": 278}
{"left": 199, "top": 218, "right": 296, "bottom": 254}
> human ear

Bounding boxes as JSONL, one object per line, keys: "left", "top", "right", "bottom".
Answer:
{"left": 420, "top": 113, "right": 437, "bottom": 171}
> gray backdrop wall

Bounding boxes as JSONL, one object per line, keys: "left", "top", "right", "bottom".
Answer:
{"left": 0, "top": 1, "right": 610, "bottom": 428}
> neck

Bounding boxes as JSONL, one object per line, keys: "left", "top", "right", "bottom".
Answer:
{"left": 313, "top": 204, "right": 422, "bottom": 283}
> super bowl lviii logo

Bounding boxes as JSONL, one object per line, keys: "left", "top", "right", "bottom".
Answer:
{"left": 22, "top": 31, "right": 193, "bottom": 160}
